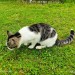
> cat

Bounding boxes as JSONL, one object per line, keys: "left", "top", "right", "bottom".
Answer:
{"left": 6, "top": 23, "right": 74, "bottom": 50}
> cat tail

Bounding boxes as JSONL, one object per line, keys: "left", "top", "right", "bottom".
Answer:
{"left": 55, "top": 29, "right": 75, "bottom": 46}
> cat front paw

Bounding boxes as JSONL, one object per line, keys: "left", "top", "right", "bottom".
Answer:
{"left": 28, "top": 45, "right": 34, "bottom": 49}
{"left": 36, "top": 46, "right": 42, "bottom": 49}
{"left": 24, "top": 43, "right": 28, "bottom": 46}
{"left": 36, "top": 46, "right": 46, "bottom": 49}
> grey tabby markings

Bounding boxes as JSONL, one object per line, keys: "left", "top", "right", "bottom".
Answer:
{"left": 29, "top": 23, "right": 56, "bottom": 41}
{"left": 29, "top": 23, "right": 75, "bottom": 46}
{"left": 55, "top": 30, "right": 74, "bottom": 46}
{"left": 8, "top": 32, "right": 21, "bottom": 40}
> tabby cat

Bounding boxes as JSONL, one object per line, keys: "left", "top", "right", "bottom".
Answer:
{"left": 6, "top": 23, "right": 74, "bottom": 50}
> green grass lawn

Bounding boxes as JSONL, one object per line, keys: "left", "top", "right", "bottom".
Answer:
{"left": 0, "top": 1, "right": 75, "bottom": 75}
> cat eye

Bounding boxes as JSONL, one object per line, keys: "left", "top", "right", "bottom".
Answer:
{"left": 12, "top": 39, "right": 15, "bottom": 41}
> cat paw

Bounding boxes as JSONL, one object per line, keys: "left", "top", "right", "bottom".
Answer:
{"left": 36, "top": 46, "right": 46, "bottom": 49}
{"left": 24, "top": 43, "right": 28, "bottom": 46}
{"left": 28, "top": 45, "right": 34, "bottom": 49}
{"left": 36, "top": 46, "right": 42, "bottom": 49}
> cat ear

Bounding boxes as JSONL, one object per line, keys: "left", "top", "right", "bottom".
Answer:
{"left": 14, "top": 32, "right": 21, "bottom": 38}
{"left": 7, "top": 30, "right": 13, "bottom": 37}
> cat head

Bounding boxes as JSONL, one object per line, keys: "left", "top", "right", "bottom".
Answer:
{"left": 6, "top": 31, "right": 21, "bottom": 50}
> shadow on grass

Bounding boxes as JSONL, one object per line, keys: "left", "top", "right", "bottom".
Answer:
{"left": 1, "top": 44, "right": 56, "bottom": 61}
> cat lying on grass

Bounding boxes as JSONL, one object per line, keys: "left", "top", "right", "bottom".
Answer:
{"left": 6, "top": 23, "right": 74, "bottom": 50}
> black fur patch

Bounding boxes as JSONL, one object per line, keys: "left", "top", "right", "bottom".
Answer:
{"left": 70, "top": 30, "right": 74, "bottom": 35}
{"left": 8, "top": 32, "right": 21, "bottom": 40}
{"left": 29, "top": 23, "right": 56, "bottom": 41}
{"left": 70, "top": 34, "right": 74, "bottom": 39}
{"left": 51, "top": 30, "right": 56, "bottom": 37}
{"left": 29, "top": 24, "right": 40, "bottom": 33}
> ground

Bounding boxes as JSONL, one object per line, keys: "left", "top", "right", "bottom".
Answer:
{"left": 0, "top": 1, "right": 75, "bottom": 75}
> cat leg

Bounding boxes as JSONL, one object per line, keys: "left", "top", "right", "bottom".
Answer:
{"left": 28, "top": 44, "right": 36, "bottom": 49}
{"left": 36, "top": 45, "right": 46, "bottom": 49}
{"left": 28, "top": 41, "right": 37, "bottom": 49}
{"left": 24, "top": 43, "right": 28, "bottom": 46}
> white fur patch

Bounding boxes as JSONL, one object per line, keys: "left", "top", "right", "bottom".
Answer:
{"left": 40, "top": 33, "right": 58, "bottom": 47}
{"left": 18, "top": 26, "right": 41, "bottom": 48}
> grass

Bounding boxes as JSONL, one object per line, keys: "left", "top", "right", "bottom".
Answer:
{"left": 0, "top": 1, "right": 75, "bottom": 75}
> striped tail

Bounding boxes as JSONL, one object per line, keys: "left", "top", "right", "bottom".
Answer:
{"left": 55, "top": 29, "right": 74, "bottom": 46}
